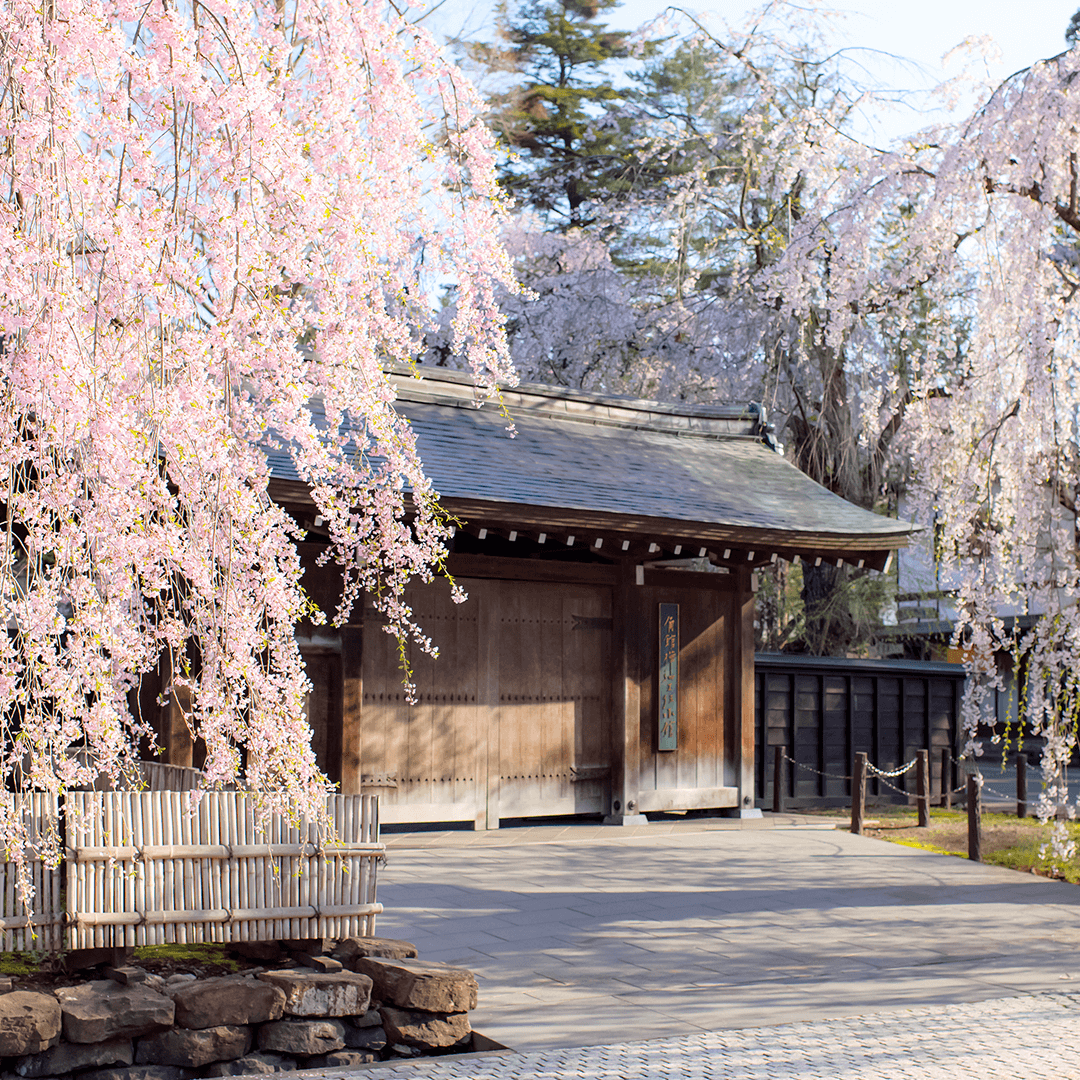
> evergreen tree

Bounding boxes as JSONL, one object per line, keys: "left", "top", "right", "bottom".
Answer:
{"left": 476, "top": 0, "right": 633, "bottom": 228}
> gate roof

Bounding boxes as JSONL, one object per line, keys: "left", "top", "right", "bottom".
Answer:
{"left": 268, "top": 368, "right": 915, "bottom": 570}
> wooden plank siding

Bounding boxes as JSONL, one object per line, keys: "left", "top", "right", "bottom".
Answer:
{"left": 326, "top": 564, "right": 745, "bottom": 826}
{"left": 754, "top": 655, "right": 965, "bottom": 809}
{"left": 356, "top": 576, "right": 613, "bottom": 824}
{"left": 633, "top": 580, "right": 739, "bottom": 813}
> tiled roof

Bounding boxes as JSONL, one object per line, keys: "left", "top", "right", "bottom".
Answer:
{"left": 390, "top": 370, "right": 913, "bottom": 549}
{"left": 267, "top": 368, "right": 914, "bottom": 552}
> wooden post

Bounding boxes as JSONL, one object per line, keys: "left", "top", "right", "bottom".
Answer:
{"left": 967, "top": 774, "right": 982, "bottom": 862}
{"left": 1016, "top": 752, "right": 1027, "bottom": 819}
{"left": 607, "top": 562, "right": 642, "bottom": 822}
{"left": 160, "top": 649, "right": 194, "bottom": 769}
{"left": 851, "top": 751, "right": 867, "bottom": 835}
{"left": 772, "top": 745, "right": 785, "bottom": 814}
{"left": 916, "top": 749, "right": 929, "bottom": 828}
{"left": 941, "top": 747, "right": 952, "bottom": 810}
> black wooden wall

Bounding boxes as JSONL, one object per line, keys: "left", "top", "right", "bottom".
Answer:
{"left": 755, "top": 654, "right": 965, "bottom": 808}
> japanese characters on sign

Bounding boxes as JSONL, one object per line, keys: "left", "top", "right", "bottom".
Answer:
{"left": 658, "top": 603, "right": 679, "bottom": 752}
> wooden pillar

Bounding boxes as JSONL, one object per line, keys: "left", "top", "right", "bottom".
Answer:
{"left": 479, "top": 581, "right": 501, "bottom": 830}
{"left": 160, "top": 650, "right": 194, "bottom": 768}
{"left": 340, "top": 625, "right": 363, "bottom": 794}
{"left": 607, "top": 562, "right": 642, "bottom": 822}
{"left": 733, "top": 568, "right": 757, "bottom": 811}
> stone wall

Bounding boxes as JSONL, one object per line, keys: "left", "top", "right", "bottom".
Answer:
{"left": 0, "top": 939, "right": 481, "bottom": 1078}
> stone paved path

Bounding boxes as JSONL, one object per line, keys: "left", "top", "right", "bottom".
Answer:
{"left": 375, "top": 818, "right": 1080, "bottom": 1051}
{"left": 284, "top": 994, "right": 1079, "bottom": 1078}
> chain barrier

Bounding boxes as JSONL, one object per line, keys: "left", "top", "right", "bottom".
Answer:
{"left": 775, "top": 749, "right": 1026, "bottom": 801}
{"left": 867, "top": 758, "right": 918, "bottom": 778}
{"left": 780, "top": 752, "right": 852, "bottom": 783}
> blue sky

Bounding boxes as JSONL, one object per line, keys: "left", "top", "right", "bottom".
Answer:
{"left": 434, "top": 1, "right": 1074, "bottom": 141}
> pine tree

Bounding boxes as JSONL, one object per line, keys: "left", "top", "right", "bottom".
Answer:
{"left": 477, "top": 0, "right": 633, "bottom": 228}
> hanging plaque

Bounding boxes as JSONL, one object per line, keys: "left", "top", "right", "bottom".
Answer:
{"left": 658, "top": 603, "right": 679, "bottom": 751}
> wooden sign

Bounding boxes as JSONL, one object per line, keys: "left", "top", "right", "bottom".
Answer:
{"left": 658, "top": 603, "right": 679, "bottom": 751}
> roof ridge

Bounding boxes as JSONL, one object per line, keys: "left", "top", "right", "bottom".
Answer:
{"left": 389, "top": 366, "right": 769, "bottom": 440}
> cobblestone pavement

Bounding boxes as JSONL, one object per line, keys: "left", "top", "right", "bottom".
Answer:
{"left": 376, "top": 822, "right": 1080, "bottom": 1051}
{"left": 284, "top": 994, "right": 1079, "bottom": 1078}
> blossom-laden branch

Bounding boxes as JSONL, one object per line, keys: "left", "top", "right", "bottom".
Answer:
{"left": 0, "top": 0, "right": 516, "bottom": 886}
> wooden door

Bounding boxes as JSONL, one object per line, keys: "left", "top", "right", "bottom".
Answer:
{"left": 493, "top": 580, "right": 612, "bottom": 819}
{"left": 359, "top": 580, "right": 485, "bottom": 824}
{"left": 634, "top": 582, "right": 739, "bottom": 813}
{"left": 356, "top": 575, "right": 612, "bottom": 826}
{"left": 301, "top": 649, "right": 342, "bottom": 787}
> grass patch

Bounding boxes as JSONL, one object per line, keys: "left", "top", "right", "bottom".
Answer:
{"left": 0, "top": 952, "right": 45, "bottom": 975}
{"left": 856, "top": 808, "right": 1080, "bottom": 883}
{"left": 132, "top": 943, "right": 239, "bottom": 970}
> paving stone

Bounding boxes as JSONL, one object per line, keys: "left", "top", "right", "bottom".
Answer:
{"left": 297, "top": 993, "right": 1080, "bottom": 1079}
{"left": 203, "top": 1053, "right": 291, "bottom": 1076}
{"left": 134, "top": 1026, "right": 252, "bottom": 1067}
{"left": 343, "top": 1024, "right": 386, "bottom": 1052}
{"left": 256, "top": 1019, "right": 345, "bottom": 1056}
{"left": 54, "top": 983, "right": 173, "bottom": 1043}
{"left": 0, "top": 993, "right": 61, "bottom": 1056}
{"left": 255, "top": 970, "right": 371, "bottom": 1017}
{"left": 353, "top": 956, "right": 477, "bottom": 1013}
{"left": 169, "top": 976, "right": 285, "bottom": 1029}
{"left": 13, "top": 1036, "right": 133, "bottom": 1076}
{"left": 378, "top": 1006, "right": 470, "bottom": 1051}
{"left": 332, "top": 937, "right": 419, "bottom": 964}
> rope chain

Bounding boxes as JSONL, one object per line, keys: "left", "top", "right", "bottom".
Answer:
{"left": 781, "top": 752, "right": 852, "bottom": 783}
{"left": 867, "top": 758, "right": 918, "bottom": 778}
{"left": 775, "top": 748, "right": 1027, "bottom": 801}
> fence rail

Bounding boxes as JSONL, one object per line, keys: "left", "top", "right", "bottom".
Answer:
{"left": 1, "top": 790, "right": 382, "bottom": 952}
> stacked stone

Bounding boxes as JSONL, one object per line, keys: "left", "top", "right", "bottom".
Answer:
{"left": 335, "top": 940, "right": 478, "bottom": 1060}
{"left": 0, "top": 938, "right": 480, "bottom": 1079}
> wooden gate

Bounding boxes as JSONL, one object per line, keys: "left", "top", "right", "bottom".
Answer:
{"left": 360, "top": 577, "right": 612, "bottom": 825}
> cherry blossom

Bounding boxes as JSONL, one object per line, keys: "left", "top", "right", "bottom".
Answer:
{"left": 0, "top": 0, "right": 515, "bottom": 885}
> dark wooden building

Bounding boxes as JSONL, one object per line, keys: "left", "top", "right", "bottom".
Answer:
{"left": 162, "top": 369, "right": 916, "bottom": 827}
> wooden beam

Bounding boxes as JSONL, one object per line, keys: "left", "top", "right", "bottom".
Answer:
{"left": 642, "top": 567, "right": 736, "bottom": 592}
{"left": 267, "top": 481, "right": 904, "bottom": 572}
{"left": 446, "top": 553, "right": 617, "bottom": 585}
{"left": 478, "top": 583, "right": 500, "bottom": 830}
{"left": 340, "top": 625, "right": 363, "bottom": 795}
{"left": 433, "top": 496, "right": 915, "bottom": 555}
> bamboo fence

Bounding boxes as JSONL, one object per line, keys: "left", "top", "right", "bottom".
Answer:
{"left": 63, "top": 791, "right": 383, "bottom": 949}
{"left": 0, "top": 793, "right": 64, "bottom": 952}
